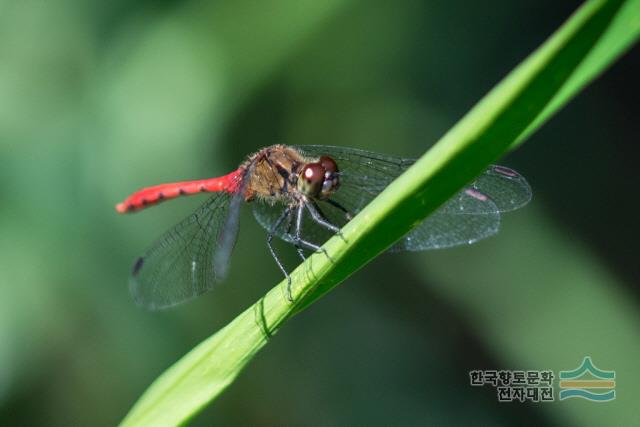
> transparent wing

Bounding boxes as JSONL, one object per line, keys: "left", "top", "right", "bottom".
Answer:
{"left": 253, "top": 145, "right": 530, "bottom": 251}
{"left": 129, "top": 191, "right": 241, "bottom": 310}
{"left": 389, "top": 190, "right": 501, "bottom": 251}
{"left": 467, "top": 165, "right": 532, "bottom": 212}
{"left": 393, "top": 164, "right": 532, "bottom": 251}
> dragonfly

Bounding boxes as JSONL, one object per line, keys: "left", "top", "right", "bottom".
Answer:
{"left": 116, "top": 145, "right": 531, "bottom": 309}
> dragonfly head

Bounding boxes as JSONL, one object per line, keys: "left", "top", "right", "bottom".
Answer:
{"left": 297, "top": 156, "right": 340, "bottom": 200}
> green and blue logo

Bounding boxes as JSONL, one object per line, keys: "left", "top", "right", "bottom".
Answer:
{"left": 558, "top": 356, "right": 615, "bottom": 402}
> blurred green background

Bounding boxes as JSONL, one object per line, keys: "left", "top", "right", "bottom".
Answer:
{"left": 1, "top": 0, "right": 638, "bottom": 425}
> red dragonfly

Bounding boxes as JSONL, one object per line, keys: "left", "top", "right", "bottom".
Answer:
{"left": 117, "top": 145, "right": 531, "bottom": 309}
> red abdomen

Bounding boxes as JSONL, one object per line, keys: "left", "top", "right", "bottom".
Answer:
{"left": 116, "top": 169, "right": 242, "bottom": 213}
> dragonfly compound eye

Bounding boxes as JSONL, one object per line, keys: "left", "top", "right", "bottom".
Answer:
{"left": 318, "top": 156, "right": 340, "bottom": 199}
{"left": 319, "top": 156, "right": 338, "bottom": 175}
{"left": 298, "top": 163, "right": 325, "bottom": 197}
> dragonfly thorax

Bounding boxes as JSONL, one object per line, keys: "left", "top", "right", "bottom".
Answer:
{"left": 243, "top": 145, "right": 340, "bottom": 203}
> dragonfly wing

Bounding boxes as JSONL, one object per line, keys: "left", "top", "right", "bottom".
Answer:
{"left": 389, "top": 188, "right": 501, "bottom": 251}
{"left": 252, "top": 201, "right": 295, "bottom": 242}
{"left": 391, "top": 164, "right": 530, "bottom": 251}
{"left": 469, "top": 165, "right": 532, "bottom": 212}
{"left": 129, "top": 191, "right": 240, "bottom": 310}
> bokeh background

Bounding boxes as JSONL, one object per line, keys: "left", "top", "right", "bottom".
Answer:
{"left": 1, "top": 0, "right": 638, "bottom": 425}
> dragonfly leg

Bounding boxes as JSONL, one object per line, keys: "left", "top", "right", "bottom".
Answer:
{"left": 266, "top": 206, "right": 294, "bottom": 302}
{"left": 285, "top": 211, "right": 306, "bottom": 262}
{"left": 294, "top": 204, "right": 334, "bottom": 262}
{"left": 326, "top": 198, "right": 353, "bottom": 221}
{"left": 305, "top": 200, "right": 346, "bottom": 242}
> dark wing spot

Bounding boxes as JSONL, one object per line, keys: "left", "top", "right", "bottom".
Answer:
{"left": 158, "top": 192, "right": 165, "bottom": 200}
{"left": 132, "top": 257, "right": 144, "bottom": 276}
{"left": 179, "top": 188, "right": 186, "bottom": 195}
